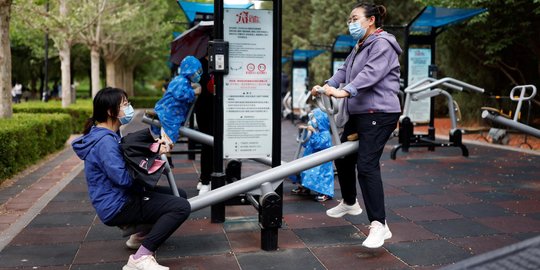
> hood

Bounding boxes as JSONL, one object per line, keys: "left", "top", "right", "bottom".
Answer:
{"left": 72, "top": 127, "right": 118, "bottom": 160}
{"left": 311, "top": 108, "right": 330, "bottom": 132}
{"left": 364, "top": 31, "right": 402, "bottom": 55}
{"left": 178, "top": 56, "right": 202, "bottom": 78}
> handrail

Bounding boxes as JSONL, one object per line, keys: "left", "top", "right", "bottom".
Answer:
{"left": 405, "top": 77, "right": 484, "bottom": 94}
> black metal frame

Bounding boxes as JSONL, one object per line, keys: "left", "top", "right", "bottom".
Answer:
{"left": 211, "top": 0, "right": 282, "bottom": 251}
{"left": 391, "top": 7, "right": 468, "bottom": 160}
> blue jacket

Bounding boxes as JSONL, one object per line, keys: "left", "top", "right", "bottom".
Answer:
{"left": 72, "top": 127, "right": 133, "bottom": 223}
{"left": 327, "top": 31, "right": 402, "bottom": 114}
{"left": 300, "top": 109, "right": 334, "bottom": 197}
{"left": 153, "top": 56, "right": 202, "bottom": 143}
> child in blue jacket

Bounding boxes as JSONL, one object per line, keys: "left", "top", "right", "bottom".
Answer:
{"left": 153, "top": 56, "right": 202, "bottom": 146}
{"left": 293, "top": 108, "right": 334, "bottom": 201}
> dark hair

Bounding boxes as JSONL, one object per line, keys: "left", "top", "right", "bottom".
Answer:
{"left": 83, "top": 87, "right": 128, "bottom": 135}
{"left": 352, "top": 2, "right": 387, "bottom": 28}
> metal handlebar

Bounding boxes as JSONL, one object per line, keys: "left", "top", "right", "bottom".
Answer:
{"left": 510, "top": 85, "right": 537, "bottom": 101}
{"left": 314, "top": 87, "right": 341, "bottom": 146}
{"left": 405, "top": 77, "right": 484, "bottom": 94}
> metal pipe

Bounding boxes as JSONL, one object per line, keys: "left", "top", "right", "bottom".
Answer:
{"left": 482, "top": 111, "right": 540, "bottom": 138}
{"left": 189, "top": 141, "right": 359, "bottom": 212}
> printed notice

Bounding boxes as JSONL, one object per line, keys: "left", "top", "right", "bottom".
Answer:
{"left": 223, "top": 9, "right": 273, "bottom": 159}
{"left": 407, "top": 48, "right": 431, "bottom": 123}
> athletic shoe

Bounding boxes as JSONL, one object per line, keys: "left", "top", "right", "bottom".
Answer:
{"left": 196, "top": 181, "right": 202, "bottom": 190}
{"left": 326, "top": 199, "right": 363, "bottom": 218}
{"left": 315, "top": 194, "right": 332, "bottom": 202}
{"left": 362, "top": 221, "right": 392, "bottom": 248}
{"left": 198, "top": 184, "right": 210, "bottom": 195}
{"left": 122, "top": 255, "right": 169, "bottom": 270}
{"left": 126, "top": 234, "right": 144, "bottom": 250}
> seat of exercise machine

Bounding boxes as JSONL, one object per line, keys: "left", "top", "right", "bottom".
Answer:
{"left": 480, "top": 106, "right": 511, "bottom": 119}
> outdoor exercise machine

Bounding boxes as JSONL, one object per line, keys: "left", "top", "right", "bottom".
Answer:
{"left": 391, "top": 77, "right": 484, "bottom": 160}
{"left": 481, "top": 85, "right": 540, "bottom": 139}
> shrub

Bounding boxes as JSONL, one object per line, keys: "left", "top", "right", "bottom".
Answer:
{"left": 0, "top": 113, "right": 72, "bottom": 182}
{"left": 130, "top": 96, "right": 161, "bottom": 109}
{"left": 13, "top": 100, "right": 92, "bottom": 133}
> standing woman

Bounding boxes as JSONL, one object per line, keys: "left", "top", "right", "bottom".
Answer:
{"left": 312, "top": 3, "right": 401, "bottom": 249}
{"left": 72, "top": 87, "right": 191, "bottom": 270}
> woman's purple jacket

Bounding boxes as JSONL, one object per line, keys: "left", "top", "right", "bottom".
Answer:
{"left": 326, "top": 31, "right": 402, "bottom": 115}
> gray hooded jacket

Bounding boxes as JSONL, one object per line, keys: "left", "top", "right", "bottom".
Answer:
{"left": 327, "top": 31, "right": 402, "bottom": 114}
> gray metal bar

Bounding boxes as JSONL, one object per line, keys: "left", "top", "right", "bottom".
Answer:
{"left": 160, "top": 154, "right": 180, "bottom": 197}
{"left": 482, "top": 110, "right": 540, "bottom": 138}
{"left": 189, "top": 141, "right": 359, "bottom": 212}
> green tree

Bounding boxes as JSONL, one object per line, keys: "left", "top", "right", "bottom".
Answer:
{"left": 0, "top": 0, "right": 12, "bottom": 118}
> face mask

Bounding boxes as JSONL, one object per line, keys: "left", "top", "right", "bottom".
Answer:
{"left": 348, "top": 22, "right": 366, "bottom": 41}
{"left": 190, "top": 69, "right": 202, "bottom": 83}
{"left": 119, "top": 104, "right": 134, "bottom": 125}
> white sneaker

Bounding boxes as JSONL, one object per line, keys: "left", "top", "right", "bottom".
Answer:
{"left": 326, "top": 199, "right": 363, "bottom": 218}
{"left": 362, "top": 221, "right": 392, "bottom": 249}
{"left": 122, "top": 255, "right": 169, "bottom": 270}
{"left": 196, "top": 181, "right": 202, "bottom": 190}
{"left": 198, "top": 184, "right": 210, "bottom": 195}
{"left": 126, "top": 234, "right": 144, "bottom": 250}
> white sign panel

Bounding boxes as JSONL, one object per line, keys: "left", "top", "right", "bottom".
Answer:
{"left": 223, "top": 9, "right": 273, "bottom": 159}
{"left": 332, "top": 60, "right": 345, "bottom": 75}
{"left": 407, "top": 48, "right": 431, "bottom": 123}
{"left": 292, "top": 67, "right": 307, "bottom": 110}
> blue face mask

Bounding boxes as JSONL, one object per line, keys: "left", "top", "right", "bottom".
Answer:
{"left": 190, "top": 69, "right": 202, "bottom": 83}
{"left": 348, "top": 22, "right": 366, "bottom": 41}
{"left": 119, "top": 104, "right": 134, "bottom": 125}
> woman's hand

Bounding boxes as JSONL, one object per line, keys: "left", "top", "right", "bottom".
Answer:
{"left": 323, "top": 85, "right": 350, "bottom": 98}
{"left": 155, "top": 138, "right": 170, "bottom": 155}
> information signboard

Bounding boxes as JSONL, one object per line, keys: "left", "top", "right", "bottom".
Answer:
{"left": 407, "top": 48, "right": 431, "bottom": 123}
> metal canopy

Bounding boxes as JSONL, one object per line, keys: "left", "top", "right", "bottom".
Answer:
{"left": 177, "top": 1, "right": 254, "bottom": 23}
{"left": 292, "top": 49, "right": 325, "bottom": 63}
{"left": 332, "top": 35, "right": 356, "bottom": 53}
{"left": 409, "top": 6, "right": 487, "bottom": 34}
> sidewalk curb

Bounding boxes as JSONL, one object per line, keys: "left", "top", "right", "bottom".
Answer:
{"left": 0, "top": 161, "right": 84, "bottom": 251}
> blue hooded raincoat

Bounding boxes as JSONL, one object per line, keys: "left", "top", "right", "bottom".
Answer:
{"left": 300, "top": 109, "right": 334, "bottom": 197}
{"left": 153, "top": 56, "right": 202, "bottom": 143}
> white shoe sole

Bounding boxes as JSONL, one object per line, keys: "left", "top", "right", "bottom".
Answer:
{"left": 362, "top": 230, "right": 392, "bottom": 249}
{"left": 326, "top": 207, "right": 363, "bottom": 218}
{"left": 122, "top": 265, "right": 136, "bottom": 270}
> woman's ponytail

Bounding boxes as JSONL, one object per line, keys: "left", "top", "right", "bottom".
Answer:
{"left": 83, "top": 117, "right": 95, "bottom": 135}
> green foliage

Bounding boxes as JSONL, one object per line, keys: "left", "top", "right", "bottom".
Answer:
{"left": 130, "top": 96, "right": 161, "bottom": 109}
{"left": 13, "top": 100, "right": 92, "bottom": 133}
{"left": 414, "top": 0, "right": 540, "bottom": 123}
{"left": 0, "top": 113, "right": 71, "bottom": 182}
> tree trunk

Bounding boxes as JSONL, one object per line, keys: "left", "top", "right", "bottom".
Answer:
{"left": 105, "top": 57, "right": 115, "bottom": 87}
{"left": 0, "top": 0, "right": 13, "bottom": 118}
{"left": 114, "top": 58, "right": 124, "bottom": 90}
{"left": 90, "top": 46, "right": 101, "bottom": 97}
{"left": 59, "top": 44, "right": 72, "bottom": 108}
{"left": 123, "top": 65, "right": 135, "bottom": 97}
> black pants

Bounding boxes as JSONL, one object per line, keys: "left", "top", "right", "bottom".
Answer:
{"left": 105, "top": 186, "right": 191, "bottom": 252}
{"left": 335, "top": 113, "right": 399, "bottom": 224}
{"left": 195, "top": 93, "right": 214, "bottom": 185}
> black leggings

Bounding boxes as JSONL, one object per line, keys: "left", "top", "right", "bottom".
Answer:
{"left": 105, "top": 186, "right": 191, "bottom": 252}
{"left": 335, "top": 113, "right": 399, "bottom": 224}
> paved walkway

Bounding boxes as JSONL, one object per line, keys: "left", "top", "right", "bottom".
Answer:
{"left": 0, "top": 113, "right": 539, "bottom": 269}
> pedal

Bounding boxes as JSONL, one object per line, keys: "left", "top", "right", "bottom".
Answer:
{"left": 347, "top": 133, "right": 358, "bottom": 141}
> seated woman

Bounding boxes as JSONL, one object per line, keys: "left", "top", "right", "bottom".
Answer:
{"left": 72, "top": 87, "right": 190, "bottom": 270}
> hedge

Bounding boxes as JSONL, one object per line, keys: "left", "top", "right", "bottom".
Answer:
{"left": 0, "top": 113, "right": 72, "bottom": 182}
{"left": 13, "top": 100, "right": 92, "bottom": 134}
{"left": 130, "top": 96, "right": 161, "bottom": 109}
